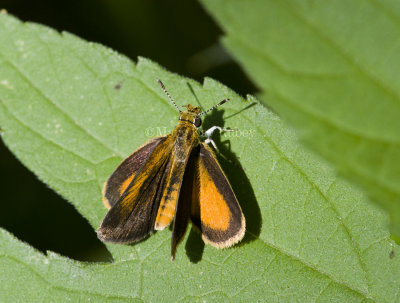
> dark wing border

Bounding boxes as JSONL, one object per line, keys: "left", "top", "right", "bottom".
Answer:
{"left": 191, "top": 143, "right": 245, "bottom": 248}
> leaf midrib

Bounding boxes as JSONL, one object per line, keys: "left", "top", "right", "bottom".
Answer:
{"left": 0, "top": 68, "right": 373, "bottom": 300}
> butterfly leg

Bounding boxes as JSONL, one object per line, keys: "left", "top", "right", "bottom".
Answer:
{"left": 204, "top": 126, "right": 236, "bottom": 153}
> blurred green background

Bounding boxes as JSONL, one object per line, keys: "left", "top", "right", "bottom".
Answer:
{"left": 0, "top": 0, "right": 257, "bottom": 262}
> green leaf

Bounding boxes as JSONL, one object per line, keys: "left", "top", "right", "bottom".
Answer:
{"left": 201, "top": 0, "right": 400, "bottom": 238}
{"left": 0, "top": 12, "right": 399, "bottom": 302}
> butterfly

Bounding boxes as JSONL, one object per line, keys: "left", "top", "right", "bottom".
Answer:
{"left": 97, "top": 79, "right": 245, "bottom": 260}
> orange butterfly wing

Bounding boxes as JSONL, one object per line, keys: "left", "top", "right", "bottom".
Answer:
{"left": 190, "top": 143, "right": 245, "bottom": 248}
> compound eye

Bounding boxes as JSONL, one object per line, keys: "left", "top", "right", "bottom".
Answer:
{"left": 194, "top": 117, "right": 202, "bottom": 127}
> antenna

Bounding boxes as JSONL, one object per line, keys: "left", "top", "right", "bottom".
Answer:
{"left": 157, "top": 79, "right": 181, "bottom": 113}
{"left": 198, "top": 98, "right": 229, "bottom": 116}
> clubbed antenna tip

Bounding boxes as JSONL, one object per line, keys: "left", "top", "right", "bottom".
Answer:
{"left": 199, "top": 98, "right": 230, "bottom": 116}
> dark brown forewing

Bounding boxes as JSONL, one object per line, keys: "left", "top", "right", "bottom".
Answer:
{"left": 103, "top": 137, "right": 165, "bottom": 209}
{"left": 97, "top": 136, "right": 174, "bottom": 243}
{"left": 170, "top": 146, "right": 198, "bottom": 260}
{"left": 191, "top": 143, "right": 245, "bottom": 248}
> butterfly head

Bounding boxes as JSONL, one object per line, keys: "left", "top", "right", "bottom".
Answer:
{"left": 180, "top": 104, "right": 202, "bottom": 127}
{"left": 157, "top": 79, "right": 229, "bottom": 129}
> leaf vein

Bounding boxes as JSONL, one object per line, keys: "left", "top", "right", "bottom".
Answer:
{"left": 0, "top": 254, "right": 136, "bottom": 301}
{"left": 233, "top": 36, "right": 400, "bottom": 146}
{"left": 0, "top": 52, "right": 123, "bottom": 158}
{"left": 0, "top": 100, "right": 98, "bottom": 166}
{"left": 247, "top": 232, "right": 372, "bottom": 301}
{"left": 244, "top": 115, "right": 370, "bottom": 296}
{"left": 282, "top": 0, "right": 400, "bottom": 106}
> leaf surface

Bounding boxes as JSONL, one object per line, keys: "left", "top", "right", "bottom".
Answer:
{"left": 201, "top": 0, "right": 400, "bottom": 238}
{"left": 0, "top": 13, "right": 399, "bottom": 302}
